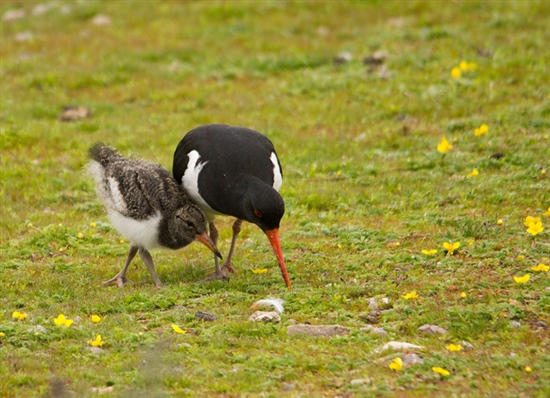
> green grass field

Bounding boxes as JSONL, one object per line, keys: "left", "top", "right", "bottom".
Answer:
{"left": 1, "top": 1, "right": 549, "bottom": 397}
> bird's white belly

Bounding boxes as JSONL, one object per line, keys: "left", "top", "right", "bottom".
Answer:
{"left": 108, "top": 209, "right": 161, "bottom": 249}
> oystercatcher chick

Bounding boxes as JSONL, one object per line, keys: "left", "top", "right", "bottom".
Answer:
{"left": 87, "top": 143, "right": 222, "bottom": 288}
{"left": 172, "top": 124, "right": 292, "bottom": 289}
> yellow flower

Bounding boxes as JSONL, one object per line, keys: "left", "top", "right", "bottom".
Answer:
{"left": 497, "top": 219, "right": 503, "bottom": 225}
{"left": 446, "top": 344, "right": 462, "bottom": 352}
{"left": 0, "top": 332, "right": 4, "bottom": 337}
{"left": 474, "top": 123, "right": 489, "bottom": 136}
{"left": 437, "top": 136, "right": 453, "bottom": 153}
{"left": 171, "top": 324, "right": 187, "bottom": 334}
{"left": 402, "top": 291, "right": 419, "bottom": 300}
{"left": 460, "top": 292, "right": 467, "bottom": 298}
{"left": 525, "top": 366, "right": 532, "bottom": 372}
{"left": 524, "top": 216, "right": 540, "bottom": 226}
{"left": 467, "top": 169, "right": 479, "bottom": 178}
{"left": 459, "top": 60, "right": 477, "bottom": 71}
{"left": 54, "top": 314, "right": 74, "bottom": 327}
{"left": 531, "top": 263, "right": 549, "bottom": 272}
{"left": 90, "top": 222, "right": 97, "bottom": 227}
{"left": 468, "top": 238, "right": 475, "bottom": 246}
{"left": 251, "top": 268, "right": 267, "bottom": 274}
{"left": 526, "top": 221, "right": 543, "bottom": 236}
{"left": 91, "top": 315, "right": 101, "bottom": 323}
{"left": 451, "top": 67, "right": 461, "bottom": 79}
{"left": 12, "top": 311, "right": 27, "bottom": 321}
{"left": 422, "top": 249, "right": 438, "bottom": 255}
{"left": 88, "top": 335, "right": 103, "bottom": 347}
{"left": 77, "top": 232, "right": 84, "bottom": 238}
{"left": 389, "top": 357, "right": 403, "bottom": 371}
{"left": 513, "top": 274, "right": 530, "bottom": 284}
{"left": 443, "top": 242, "right": 460, "bottom": 255}
{"left": 432, "top": 367, "right": 450, "bottom": 376}
{"left": 517, "top": 255, "right": 524, "bottom": 260}
{"left": 544, "top": 207, "right": 550, "bottom": 217}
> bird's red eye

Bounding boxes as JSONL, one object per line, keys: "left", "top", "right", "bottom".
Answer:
{"left": 253, "top": 210, "right": 262, "bottom": 218}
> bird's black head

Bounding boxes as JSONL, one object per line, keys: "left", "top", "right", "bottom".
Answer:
{"left": 242, "top": 177, "right": 285, "bottom": 231}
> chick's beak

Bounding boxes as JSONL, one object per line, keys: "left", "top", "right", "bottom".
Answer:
{"left": 196, "top": 232, "right": 223, "bottom": 259}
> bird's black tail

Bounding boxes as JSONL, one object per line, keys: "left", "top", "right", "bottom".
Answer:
{"left": 88, "top": 142, "right": 123, "bottom": 167}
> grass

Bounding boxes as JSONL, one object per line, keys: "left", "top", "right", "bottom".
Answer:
{"left": 1, "top": 0, "right": 549, "bottom": 396}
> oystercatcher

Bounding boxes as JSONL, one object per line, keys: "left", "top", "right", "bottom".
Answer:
{"left": 172, "top": 124, "right": 292, "bottom": 289}
{"left": 87, "top": 143, "right": 222, "bottom": 287}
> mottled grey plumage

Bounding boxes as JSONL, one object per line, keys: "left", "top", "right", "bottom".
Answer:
{"left": 87, "top": 143, "right": 222, "bottom": 287}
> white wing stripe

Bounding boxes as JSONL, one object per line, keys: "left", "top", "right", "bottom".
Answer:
{"left": 270, "top": 152, "right": 283, "bottom": 191}
{"left": 181, "top": 150, "right": 211, "bottom": 210}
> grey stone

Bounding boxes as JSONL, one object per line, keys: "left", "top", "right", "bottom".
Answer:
{"left": 418, "top": 324, "right": 448, "bottom": 334}
{"left": 287, "top": 324, "right": 350, "bottom": 337}
{"left": 402, "top": 352, "right": 424, "bottom": 366}
{"left": 195, "top": 311, "right": 217, "bottom": 322}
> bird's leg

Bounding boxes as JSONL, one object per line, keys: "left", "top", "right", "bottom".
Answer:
{"left": 104, "top": 245, "right": 138, "bottom": 287}
{"left": 138, "top": 248, "right": 164, "bottom": 288}
{"left": 222, "top": 219, "right": 242, "bottom": 274}
{"left": 208, "top": 221, "right": 228, "bottom": 280}
{"left": 197, "top": 221, "right": 229, "bottom": 283}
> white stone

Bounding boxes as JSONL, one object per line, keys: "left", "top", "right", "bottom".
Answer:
{"left": 248, "top": 311, "right": 281, "bottom": 323}
{"left": 382, "top": 341, "right": 424, "bottom": 351}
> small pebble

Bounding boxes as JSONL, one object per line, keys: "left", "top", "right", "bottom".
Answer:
{"left": 363, "top": 50, "right": 387, "bottom": 65}
{"left": 3, "top": 9, "right": 25, "bottom": 21}
{"left": 15, "top": 32, "right": 34, "bottom": 42}
{"left": 510, "top": 320, "right": 521, "bottom": 329}
{"left": 368, "top": 297, "right": 379, "bottom": 310}
{"left": 282, "top": 383, "right": 294, "bottom": 391}
{"left": 360, "top": 325, "right": 388, "bottom": 336}
{"left": 89, "top": 386, "right": 114, "bottom": 394}
{"left": 360, "top": 310, "right": 380, "bottom": 324}
{"left": 32, "top": 3, "right": 54, "bottom": 16}
{"left": 418, "top": 324, "right": 448, "bottom": 334}
{"left": 459, "top": 340, "right": 474, "bottom": 349}
{"left": 333, "top": 51, "right": 353, "bottom": 64}
{"left": 29, "top": 325, "right": 48, "bottom": 334}
{"left": 249, "top": 311, "right": 280, "bottom": 323}
{"left": 382, "top": 341, "right": 424, "bottom": 351}
{"left": 287, "top": 324, "right": 350, "bottom": 337}
{"left": 92, "top": 14, "right": 111, "bottom": 26}
{"left": 195, "top": 311, "right": 217, "bottom": 322}
{"left": 87, "top": 347, "right": 103, "bottom": 355}
{"left": 402, "top": 352, "right": 424, "bottom": 366}
{"left": 58, "top": 106, "right": 92, "bottom": 121}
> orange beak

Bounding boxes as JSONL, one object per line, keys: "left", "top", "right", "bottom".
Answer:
{"left": 196, "top": 232, "right": 223, "bottom": 259}
{"left": 265, "top": 228, "right": 292, "bottom": 289}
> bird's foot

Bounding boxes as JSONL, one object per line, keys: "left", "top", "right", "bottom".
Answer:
{"left": 200, "top": 270, "right": 230, "bottom": 283}
{"left": 221, "top": 262, "right": 236, "bottom": 274}
{"left": 103, "top": 275, "right": 129, "bottom": 288}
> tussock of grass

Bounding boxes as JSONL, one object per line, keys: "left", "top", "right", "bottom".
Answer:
{"left": 1, "top": 1, "right": 549, "bottom": 397}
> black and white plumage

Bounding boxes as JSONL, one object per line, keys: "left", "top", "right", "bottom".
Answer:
{"left": 87, "top": 143, "right": 222, "bottom": 287}
{"left": 172, "top": 124, "right": 292, "bottom": 289}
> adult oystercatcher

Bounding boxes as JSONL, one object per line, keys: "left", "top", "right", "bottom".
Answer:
{"left": 172, "top": 124, "right": 292, "bottom": 289}
{"left": 87, "top": 143, "right": 222, "bottom": 287}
